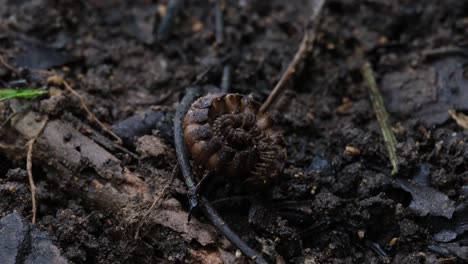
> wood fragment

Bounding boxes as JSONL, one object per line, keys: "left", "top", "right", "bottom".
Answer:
{"left": 26, "top": 115, "right": 48, "bottom": 224}
{"left": 422, "top": 46, "right": 468, "bottom": 61}
{"left": 9, "top": 110, "right": 217, "bottom": 245}
{"left": 0, "top": 143, "right": 12, "bottom": 149}
{"left": 64, "top": 114, "right": 138, "bottom": 159}
{"left": 448, "top": 109, "right": 468, "bottom": 130}
{"left": 361, "top": 62, "right": 399, "bottom": 175}
{"left": 260, "top": 0, "right": 326, "bottom": 113}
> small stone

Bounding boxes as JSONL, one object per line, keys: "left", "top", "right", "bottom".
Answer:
{"left": 310, "top": 185, "right": 317, "bottom": 195}
{"left": 0, "top": 212, "right": 69, "bottom": 264}
{"left": 25, "top": 228, "right": 69, "bottom": 264}
{"left": 192, "top": 20, "right": 204, "bottom": 32}
{"left": 357, "top": 230, "right": 365, "bottom": 239}
{"left": 336, "top": 97, "right": 353, "bottom": 114}
{"left": 379, "top": 36, "right": 388, "bottom": 45}
{"left": 345, "top": 145, "right": 361, "bottom": 156}
{"left": 0, "top": 211, "right": 28, "bottom": 264}
{"left": 47, "top": 75, "right": 64, "bottom": 86}
{"left": 389, "top": 237, "right": 398, "bottom": 247}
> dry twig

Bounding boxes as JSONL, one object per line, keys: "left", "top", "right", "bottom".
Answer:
{"left": 174, "top": 88, "right": 268, "bottom": 264}
{"left": 220, "top": 64, "right": 231, "bottom": 93}
{"left": 52, "top": 78, "right": 123, "bottom": 145}
{"left": 157, "top": 0, "right": 184, "bottom": 40}
{"left": 448, "top": 109, "right": 468, "bottom": 130}
{"left": 1, "top": 103, "right": 32, "bottom": 127}
{"left": 26, "top": 115, "right": 49, "bottom": 224}
{"left": 63, "top": 80, "right": 123, "bottom": 145}
{"left": 215, "top": 0, "right": 224, "bottom": 45}
{"left": 62, "top": 80, "right": 122, "bottom": 144}
{"left": 214, "top": 0, "right": 232, "bottom": 93}
{"left": 0, "top": 143, "right": 17, "bottom": 151}
{"left": 260, "top": 0, "right": 326, "bottom": 113}
{"left": 361, "top": 62, "right": 399, "bottom": 175}
{"left": 135, "top": 165, "right": 177, "bottom": 239}
{"left": 0, "top": 54, "right": 19, "bottom": 75}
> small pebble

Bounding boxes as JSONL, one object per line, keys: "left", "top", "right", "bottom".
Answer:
{"left": 389, "top": 237, "right": 398, "bottom": 246}
{"left": 357, "top": 230, "right": 365, "bottom": 239}
{"left": 345, "top": 145, "right": 361, "bottom": 156}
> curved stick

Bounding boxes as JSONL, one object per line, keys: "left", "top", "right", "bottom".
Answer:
{"left": 174, "top": 88, "right": 268, "bottom": 264}
{"left": 260, "top": 0, "right": 326, "bottom": 113}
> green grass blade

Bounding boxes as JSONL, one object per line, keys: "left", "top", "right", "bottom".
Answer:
{"left": 0, "top": 89, "right": 48, "bottom": 102}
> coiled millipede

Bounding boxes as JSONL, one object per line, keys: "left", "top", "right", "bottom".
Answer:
{"left": 182, "top": 93, "right": 287, "bottom": 186}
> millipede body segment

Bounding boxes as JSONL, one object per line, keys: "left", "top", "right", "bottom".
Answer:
{"left": 183, "top": 93, "right": 286, "bottom": 185}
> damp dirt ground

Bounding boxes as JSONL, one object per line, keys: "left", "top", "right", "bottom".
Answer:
{"left": 0, "top": 0, "right": 467, "bottom": 263}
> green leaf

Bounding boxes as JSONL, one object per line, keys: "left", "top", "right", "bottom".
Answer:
{"left": 0, "top": 89, "right": 48, "bottom": 102}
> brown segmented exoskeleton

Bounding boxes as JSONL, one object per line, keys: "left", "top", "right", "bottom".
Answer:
{"left": 182, "top": 93, "right": 286, "bottom": 186}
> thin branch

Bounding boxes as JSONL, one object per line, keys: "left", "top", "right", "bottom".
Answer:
{"left": 174, "top": 88, "right": 268, "bottom": 264}
{"left": 215, "top": 0, "right": 224, "bottom": 44}
{"left": 174, "top": 88, "right": 199, "bottom": 191}
{"left": 157, "top": 0, "right": 184, "bottom": 40}
{"left": 220, "top": 64, "right": 231, "bottom": 93}
{"left": 361, "top": 62, "right": 399, "bottom": 175}
{"left": 135, "top": 165, "right": 177, "bottom": 239}
{"left": 64, "top": 113, "right": 138, "bottom": 159}
{"left": 0, "top": 54, "right": 19, "bottom": 75}
{"left": 260, "top": 0, "right": 326, "bottom": 113}
{"left": 422, "top": 46, "right": 468, "bottom": 61}
{"left": 1, "top": 103, "right": 31, "bottom": 127}
{"left": 59, "top": 79, "right": 123, "bottom": 145}
{"left": 26, "top": 115, "right": 49, "bottom": 224}
{"left": 215, "top": 0, "right": 232, "bottom": 93}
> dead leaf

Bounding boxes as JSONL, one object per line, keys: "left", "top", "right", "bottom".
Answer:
{"left": 380, "top": 57, "right": 468, "bottom": 125}
{"left": 393, "top": 178, "right": 455, "bottom": 219}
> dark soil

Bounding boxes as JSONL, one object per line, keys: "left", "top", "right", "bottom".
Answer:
{"left": 1, "top": 0, "right": 467, "bottom": 263}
